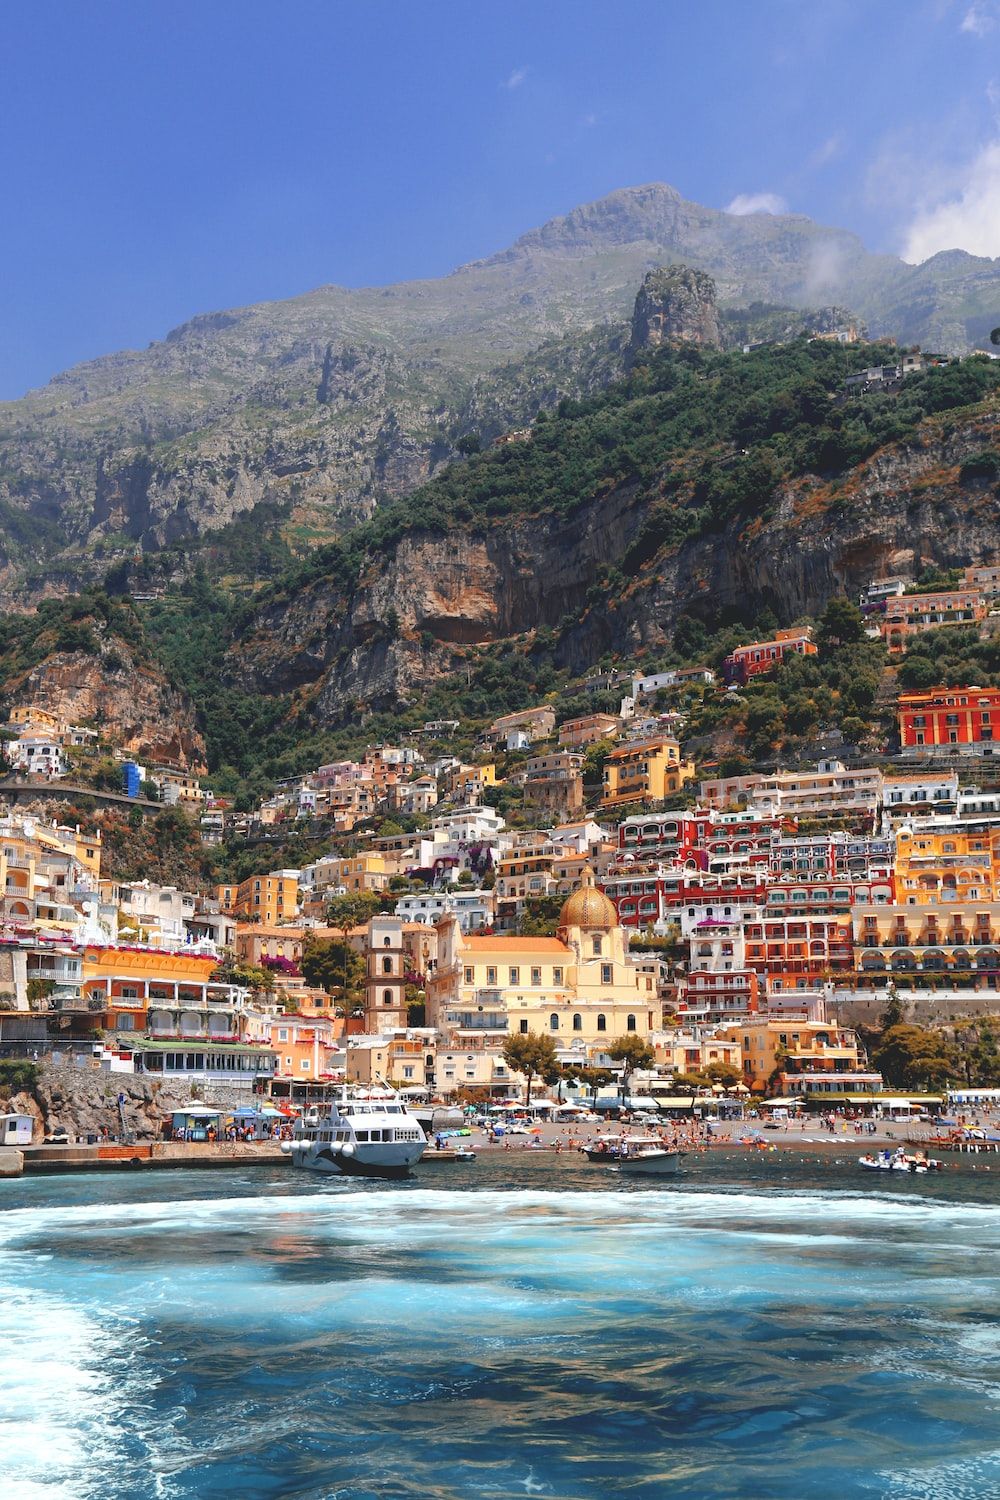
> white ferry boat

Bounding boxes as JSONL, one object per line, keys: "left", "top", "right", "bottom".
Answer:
{"left": 283, "top": 1088, "right": 427, "bottom": 1179}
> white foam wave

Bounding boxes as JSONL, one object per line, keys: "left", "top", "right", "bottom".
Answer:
{"left": 2, "top": 1183, "right": 997, "bottom": 1252}
{"left": 0, "top": 1277, "right": 156, "bottom": 1500}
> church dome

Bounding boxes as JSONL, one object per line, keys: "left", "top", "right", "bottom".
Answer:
{"left": 558, "top": 868, "right": 617, "bottom": 931}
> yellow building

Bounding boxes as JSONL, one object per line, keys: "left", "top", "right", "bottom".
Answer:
{"left": 0, "top": 819, "right": 100, "bottom": 922}
{"left": 10, "top": 706, "right": 64, "bottom": 734}
{"left": 320, "top": 854, "right": 393, "bottom": 895}
{"left": 151, "top": 766, "right": 206, "bottom": 805}
{"left": 234, "top": 924, "right": 306, "bottom": 968}
{"left": 653, "top": 1032, "right": 743, "bottom": 1077}
{"left": 453, "top": 763, "right": 498, "bottom": 798}
{"left": 721, "top": 1015, "right": 874, "bottom": 1096}
{"left": 853, "top": 900, "right": 1000, "bottom": 985}
{"left": 347, "top": 1033, "right": 437, "bottom": 1089}
{"left": 601, "top": 735, "right": 695, "bottom": 808}
{"left": 894, "top": 824, "right": 1000, "bottom": 904}
{"left": 428, "top": 871, "right": 656, "bottom": 1054}
{"left": 218, "top": 871, "right": 299, "bottom": 924}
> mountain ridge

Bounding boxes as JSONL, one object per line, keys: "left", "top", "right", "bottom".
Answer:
{"left": 1, "top": 182, "right": 999, "bottom": 604}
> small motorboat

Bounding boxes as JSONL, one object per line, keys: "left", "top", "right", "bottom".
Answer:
{"left": 859, "top": 1149, "right": 942, "bottom": 1174}
{"left": 616, "top": 1147, "right": 684, "bottom": 1177}
{"left": 584, "top": 1133, "right": 664, "bottom": 1163}
{"left": 452, "top": 1147, "right": 477, "bottom": 1162}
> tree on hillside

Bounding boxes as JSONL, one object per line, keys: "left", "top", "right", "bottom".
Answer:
{"left": 954, "top": 1020, "right": 1000, "bottom": 1087}
{"left": 501, "top": 1031, "right": 560, "bottom": 1106}
{"left": 879, "top": 985, "right": 906, "bottom": 1032}
{"left": 213, "top": 961, "right": 274, "bottom": 994}
{"left": 324, "top": 891, "right": 385, "bottom": 1005}
{"left": 301, "top": 936, "right": 365, "bottom": 1013}
{"left": 517, "top": 895, "right": 565, "bottom": 936}
{"left": 817, "top": 597, "right": 866, "bottom": 652}
{"left": 607, "top": 1034, "right": 656, "bottom": 1099}
{"left": 991, "top": 327, "right": 1000, "bottom": 346}
{"left": 871, "top": 1024, "right": 959, "bottom": 1091}
{"left": 324, "top": 891, "right": 385, "bottom": 931}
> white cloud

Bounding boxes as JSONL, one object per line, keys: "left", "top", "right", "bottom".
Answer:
{"left": 809, "top": 132, "right": 844, "bottom": 170}
{"left": 725, "top": 192, "right": 789, "bottom": 216}
{"left": 961, "top": 2, "right": 997, "bottom": 35}
{"left": 503, "top": 67, "right": 528, "bottom": 90}
{"left": 902, "top": 138, "right": 1000, "bottom": 261}
{"left": 580, "top": 112, "right": 598, "bottom": 128}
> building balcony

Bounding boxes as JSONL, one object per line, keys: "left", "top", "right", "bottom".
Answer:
{"left": 446, "top": 1013, "right": 508, "bottom": 1032}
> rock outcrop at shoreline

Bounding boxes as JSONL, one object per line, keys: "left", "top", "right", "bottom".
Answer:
{"left": 2, "top": 1064, "right": 214, "bottom": 1142}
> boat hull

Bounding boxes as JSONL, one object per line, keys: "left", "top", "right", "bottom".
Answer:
{"left": 859, "top": 1155, "right": 940, "bottom": 1173}
{"left": 292, "top": 1141, "right": 424, "bottom": 1179}
{"left": 616, "top": 1151, "right": 683, "bottom": 1176}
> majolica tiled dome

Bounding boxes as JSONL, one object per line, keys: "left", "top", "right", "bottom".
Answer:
{"left": 558, "top": 868, "right": 617, "bottom": 931}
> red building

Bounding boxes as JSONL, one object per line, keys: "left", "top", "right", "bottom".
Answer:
{"left": 898, "top": 687, "right": 1000, "bottom": 753}
{"left": 616, "top": 810, "right": 787, "bottom": 868}
{"left": 722, "top": 628, "right": 817, "bottom": 686}
{"left": 743, "top": 912, "right": 854, "bottom": 991}
{"left": 601, "top": 868, "right": 767, "bottom": 930}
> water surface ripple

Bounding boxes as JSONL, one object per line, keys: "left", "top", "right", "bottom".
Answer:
{"left": 2, "top": 1152, "right": 999, "bottom": 1498}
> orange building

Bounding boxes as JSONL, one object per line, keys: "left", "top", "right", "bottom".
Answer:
{"left": 218, "top": 871, "right": 299, "bottom": 924}
{"left": 81, "top": 944, "right": 241, "bottom": 1037}
{"left": 558, "top": 713, "right": 622, "bottom": 749}
{"left": 894, "top": 824, "right": 1000, "bottom": 903}
{"left": 265, "top": 1012, "right": 341, "bottom": 1080}
{"left": 880, "top": 590, "right": 986, "bottom": 652}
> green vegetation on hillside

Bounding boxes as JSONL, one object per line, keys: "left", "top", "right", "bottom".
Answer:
{"left": 256, "top": 339, "right": 1000, "bottom": 615}
{"left": 0, "top": 590, "right": 143, "bottom": 682}
{"left": 4, "top": 336, "right": 1000, "bottom": 814}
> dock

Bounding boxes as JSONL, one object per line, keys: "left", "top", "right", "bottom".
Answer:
{"left": 10, "top": 1140, "right": 287, "bottom": 1176}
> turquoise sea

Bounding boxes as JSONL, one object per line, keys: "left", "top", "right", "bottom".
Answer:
{"left": 2, "top": 1151, "right": 1000, "bottom": 1499}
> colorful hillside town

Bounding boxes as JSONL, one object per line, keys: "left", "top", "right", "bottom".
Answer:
{"left": 11, "top": 579, "right": 1000, "bottom": 1129}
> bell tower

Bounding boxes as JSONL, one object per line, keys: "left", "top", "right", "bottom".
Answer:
{"left": 364, "top": 915, "right": 409, "bottom": 1031}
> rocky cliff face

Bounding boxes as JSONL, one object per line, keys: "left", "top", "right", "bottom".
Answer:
{"left": 5, "top": 639, "right": 206, "bottom": 768}
{"left": 229, "top": 403, "right": 1000, "bottom": 721}
{"left": 627, "top": 266, "right": 722, "bottom": 358}
{"left": 3, "top": 183, "right": 1000, "bottom": 600}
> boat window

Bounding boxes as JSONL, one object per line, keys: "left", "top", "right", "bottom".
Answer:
{"left": 355, "top": 1130, "right": 369, "bottom": 1142}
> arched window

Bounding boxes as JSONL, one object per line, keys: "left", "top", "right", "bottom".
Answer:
{"left": 549, "top": 1012, "right": 559, "bottom": 1031}
{"left": 572, "top": 1013, "right": 582, "bottom": 1032}
{"left": 382, "top": 989, "right": 393, "bottom": 1006}
{"left": 383, "top": 936, "right": 391, "bottom": 947}
{"left": 592, "top": 937, "right": 603, "bottom": 956}
{"left": 382, "top": 956, "right": 393, "bottom": 973}
{"left": 597, "top": 1013, "right": 607, "bottom": 1032}
{"left": 627, "top": 1014, "right": 637, "bottom": 1032}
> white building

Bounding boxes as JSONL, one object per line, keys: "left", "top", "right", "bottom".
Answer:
{"left": 5, "top": 737, "right": 68, "bottom": 777}
{"left": 395, "top": 889, "right": 495, "bottom": 932}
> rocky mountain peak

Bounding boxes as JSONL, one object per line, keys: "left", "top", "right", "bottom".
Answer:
{"left": 627, "top": 264, "right": 722, "bottom": 359}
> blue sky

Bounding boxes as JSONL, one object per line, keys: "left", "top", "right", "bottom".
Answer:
{"left": 2, "top": 0, "right": 999, "bottom": 399}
